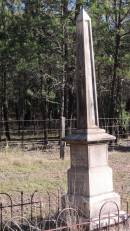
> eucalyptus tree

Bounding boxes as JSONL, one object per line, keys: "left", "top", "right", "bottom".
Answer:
{"left": 85, "top": 0, "right": 130, "bottom": 135}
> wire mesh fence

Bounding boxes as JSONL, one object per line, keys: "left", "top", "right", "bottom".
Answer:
{"left": 0, "top": 118, "right": 130, "bottom": 150}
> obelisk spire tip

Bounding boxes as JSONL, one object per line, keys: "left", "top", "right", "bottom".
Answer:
{"left": 77, "top": 7, "right": 90, "bottom": 21}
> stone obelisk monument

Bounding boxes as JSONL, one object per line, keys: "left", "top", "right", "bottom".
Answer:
{"left": 65, "top": 8, "right": 120, "bottom": 220}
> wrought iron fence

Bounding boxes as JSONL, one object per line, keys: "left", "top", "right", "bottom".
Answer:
{"left": 0, "top": 190, "right": 129, "bottom": 231}
{"left": 1, "top": 201, "right": 130, "bottom": 230}
{"left": 0, "top": 190, "right": 63, "bottom": 231}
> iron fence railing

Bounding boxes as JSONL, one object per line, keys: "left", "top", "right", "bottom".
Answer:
{"left": 0, "top": 190, "right": 63, "bottom": 231}
{"left": 0, "top": 190, "right": 129, "bottom": 231}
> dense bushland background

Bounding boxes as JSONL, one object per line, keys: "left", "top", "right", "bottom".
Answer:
{"left": 0, "top": 0, "right": 130, "bottom": 141}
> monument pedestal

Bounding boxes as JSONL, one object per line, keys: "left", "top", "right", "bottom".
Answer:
{"left": 63, "top": 128, "right": 121, "bottom": 220}
{"left": 66, "top": 192, "right": 120, "bottom": 219}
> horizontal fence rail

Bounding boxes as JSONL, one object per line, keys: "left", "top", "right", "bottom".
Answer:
{"left": 0, "top": 118, "right": 130, "bottom": 149}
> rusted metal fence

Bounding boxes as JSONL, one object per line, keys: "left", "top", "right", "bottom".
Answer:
{"left": 0, "top": 190, "right": 63, "bottom": 231}
{"left": 0, "top": 190, "right": 129, "bottom": 231}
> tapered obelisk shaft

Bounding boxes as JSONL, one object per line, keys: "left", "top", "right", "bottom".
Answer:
{"left": 63, "top": 9, "right": 121, "bottom": 226}
{"left": 76, "top": 8, "right": 99, "bottom": 130}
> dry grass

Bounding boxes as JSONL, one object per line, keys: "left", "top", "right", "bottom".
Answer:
{"left": 0, "top": 145, "right": 69, "bottom": 193}
{"left": 109, "top": 151, "right": 130, "bottom": 207}
{"left": 0, "top": 145, "right": 130, "bottom": 206}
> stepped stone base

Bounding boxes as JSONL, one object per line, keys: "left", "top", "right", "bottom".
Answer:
{"left": 62, "top": 192, "right": 120, "bottom": 218}
{"left": 79, "top": 211, "right": 128, "bottom": 230}
{"left": 62, "top": 193, "right": 128, "bottom": 230}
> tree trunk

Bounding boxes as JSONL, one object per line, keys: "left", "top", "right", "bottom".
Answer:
{"left": 2, "top": 69, "right": 10, "bottom": 141}
{"left": 40, "top": 76, "right": 48, "bottom": 145}
{"left": 108, "top": 0, "right": 122, "bottom": 135}
{"left": 59, "top": 1, "right": 69, "bottom": 159}
{"left": 15, "top": 103, "right": 21, "bottom": 136}
{"left": 43, "top": 95, "right": 48, "bottom": 145}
